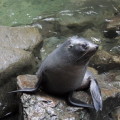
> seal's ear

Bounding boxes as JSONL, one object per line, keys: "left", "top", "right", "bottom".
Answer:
{"left": 90, "top": 78, "right": 102, "bottom": 111}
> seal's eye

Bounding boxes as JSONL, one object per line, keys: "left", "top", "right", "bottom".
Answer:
{"left": 82, "top": 43, "right": 88, "bottom": 49}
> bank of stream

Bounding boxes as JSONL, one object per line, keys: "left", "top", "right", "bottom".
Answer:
{"left": 0, "top": 0, "right": 120, "bottom": 120}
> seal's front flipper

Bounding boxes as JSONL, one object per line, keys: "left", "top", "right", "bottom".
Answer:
{"left": 8, "top": 74, "right": 43, "bottom": 94}
{"left": 8, "top": 88, "right": 38, "bottom": 93}
{"left": 90, "top": 78, "right": 102, "bottom": 111}
{"left": 68, "top": 92, "right": 94, "bottom": 109}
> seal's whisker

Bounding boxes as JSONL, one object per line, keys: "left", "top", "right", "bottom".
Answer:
{"left": 74, "top": 50, "right": 89, "bottom": 63}
{"left": 79, "top": 57, "right": 89, "bottom": 64}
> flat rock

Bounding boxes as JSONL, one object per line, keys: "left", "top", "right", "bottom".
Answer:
{"left": 0, "top": 26, "right": 42, "bottom": 52}
{"left": 17, "top": 75, "right": 38, "bottom": 89}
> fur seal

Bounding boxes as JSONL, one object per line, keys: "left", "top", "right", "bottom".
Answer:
{"left": 10, "top": 36, "right": 102, "bottom": 111}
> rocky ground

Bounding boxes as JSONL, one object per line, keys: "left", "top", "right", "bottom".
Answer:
{"left": 0, "top": 4, "right": 120, "bottom": 119}
{"left": 0, "top": 26, "right": 43, "bottom": 120}
{"left": 15, "top": 69, "right": 120, "bottom": 120}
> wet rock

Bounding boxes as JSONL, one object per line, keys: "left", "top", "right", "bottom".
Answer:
{"left": 58, "top": 10, "right": 94, "bottom": 34}
{"left": 0, "top": 26, "right": 42, "bottom": 54}
{"left": 56, "top": 0, "right": 117, "bottom": 35}
{"left": 105, "top": 16, "right": 120, "bottom": 30}
{"left": 104, "top": 15, "right": 120, "bottom": 38}
{"left": 90, "top": 50, "right": 120, "bottom": 72}
{"left": 0, "top": 47, "right": 35, "bottom": 85}
{"left": 32, "top": 18, "right": 61, "bottom": 38}
{"left": 110, "top": 107, "right": 120, "bottom": 120}
{"left": 82, "top": 28, "right": 103, "bottom": 45}
{"left": 109, "top": 43, "right": 120, "bottom": 55}
{"left": 0, "top": 78, "right": 20, "bottom": 119}
{"left": 40, "top": 37, "right": 65, "bottom": 60}
{"left": 89, "top": 70, "right": 120, "bottom": 120}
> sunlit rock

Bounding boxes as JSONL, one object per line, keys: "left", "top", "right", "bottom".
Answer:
{"left": 0, "top": 47, "right": 35, "bottom": 84}
{"left": 0, "top": 26, "right": 42, "bottom": 55}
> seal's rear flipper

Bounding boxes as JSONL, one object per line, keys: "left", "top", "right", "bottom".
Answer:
{"left": 90, "top": 78, "right": 102, "bottom": 111}
{"left": 68, "top": 92, "right": 94, "bottom": 109}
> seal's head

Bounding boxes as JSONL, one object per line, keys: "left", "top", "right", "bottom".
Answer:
{"left": 62, "top": 36, "right": 98, "bottom": 64}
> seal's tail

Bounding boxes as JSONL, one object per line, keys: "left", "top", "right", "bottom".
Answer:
{"left": 90, "top": 78, "right": 102, "bottom": 111}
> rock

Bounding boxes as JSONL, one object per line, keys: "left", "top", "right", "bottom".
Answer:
{"left": 90, "top": 50, "right": 120, "bottom": 72}
{"left": 88, "top": 67, "right": 98, "bottom": 75}
{"left": 98, "top": 70, "right": 120, "bottom": 89}
{"left": 40, "top": 37, "right": 65, "bottom": 60}
{"left": 21, "top": 92, "right": 91, "bottom": 120}
{"left": 97, "top": 70, "right": 120, "bottom": 96}
{"left": 81, "top": 28, "right": 104, "bottom": 45}
{"left": 0, "top": 47, "right": 35, "bottom": 85}
{"left": 115, "top": 75, "right": 120, "bottom": 81}
{"left": 0, "top": 26, "right": 43, "bottom": 55}
{"left": 32, "top": 18, "right": 61, "bottom": 38}
{"left": 58, "top": 11, "right": 94, "bottom": 33}
{"left": 21, "top": 93, "right": 60, "bottom": 120}
{"left": 103, "top": 15, "right": 120, "bottom": 38}
{"left": 16, "top": 69, "right": 120, "bottom": 120}
{"left": 17, "top": 74, "right": 91, "bottom": 120}
{"left": 0, "top": 26, "right": 43, "bottom": 119}
{"left": 0, "top": 26, "right": 43, "bottom": 83}
{"left": 110, "top": 45, "right": 120, "bottom": 55}
{"left": 89, "top": 70, "right": 120, "bottom": 120}
{"left": 105, "top": 16, "right": 120, "bottom": 30}
{"left": 0, "top": 78, "right": 20, "bottom": 119}
{"left": 111, "top": 107, "right": 120, "bottom": 120}
{"left": 17, "top": 75, "right": 38, "bottom": 89}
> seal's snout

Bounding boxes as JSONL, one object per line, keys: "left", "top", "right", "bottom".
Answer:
{"left": 95, "top": 45, "right": 99, "bottom": 50}
{"left": 88, "top": 44, "right": 99, "bottom": 55}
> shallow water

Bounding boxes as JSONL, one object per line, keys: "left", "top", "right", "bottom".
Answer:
{"left": 0, "top": 0, "right": 83, "bottom": 26}
{"left": 0, "top": 0, "right": 118, "bottom": 25}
